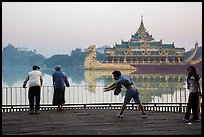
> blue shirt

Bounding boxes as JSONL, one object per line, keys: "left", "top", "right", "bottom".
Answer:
{"left": 53, "top": 70, "right": 70, "bottom": 89}
{"left": 115, "top": 74, "right": 134, "bottom": 89}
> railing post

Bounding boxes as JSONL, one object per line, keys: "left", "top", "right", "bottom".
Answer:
{"left": 179, "top": 103, "right": 182, "bottom": 113}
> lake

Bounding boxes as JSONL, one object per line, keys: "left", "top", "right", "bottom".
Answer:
{"left": 2, "top": 66, "right": 202, "bottom": 105}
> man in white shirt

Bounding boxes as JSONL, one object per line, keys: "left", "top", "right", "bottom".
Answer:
{"left": 23, "top": 65, "right": 43, "bottom": 114}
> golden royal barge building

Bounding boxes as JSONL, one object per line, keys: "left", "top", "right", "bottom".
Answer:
{"left": 84, "top": 16, "right": 202, "bottom": 72}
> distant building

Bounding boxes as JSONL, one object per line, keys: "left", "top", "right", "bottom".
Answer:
{"left": 84, "top": 16, "right": 202, "bottom": 71}
{"left": 104, "top": 16, "right": 185, "bottom": 64}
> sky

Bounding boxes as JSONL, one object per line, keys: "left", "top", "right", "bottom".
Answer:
{"left": 2, "top": 2, "right": 202, "bottom": 58}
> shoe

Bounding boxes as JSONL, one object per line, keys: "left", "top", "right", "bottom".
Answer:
{"left": 29, "top": 110, "right": 35, "bottom": 114}
{"left": 35, "top": 110, "right": 40, "bottom": 114}
{"left": 59, "top": 107, "right": 64, "bottom": 111}
{"left": 182, "top": 118, "right": 190, "bottom": 122}
{"left": 142, "top": 114, "right": 147, "bottom": 118}
{"left": 117, "top": 113, "right": 124, "bottom": 118}
{"left": 57, "top": 107, "right": 64, "bottom": 112}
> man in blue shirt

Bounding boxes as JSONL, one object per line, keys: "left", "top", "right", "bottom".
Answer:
{"left": 103, "top": 70, "right": 147, "bottom": 118}
{"left": 52, "top": 65, "right": 70, "bottom": 111}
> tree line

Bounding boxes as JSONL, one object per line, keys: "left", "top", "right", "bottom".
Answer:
{"left": 2, "top": 44, "right": 202, "bottom": 68}
{"left": 2, "top": 44, "right": 105, "bottom": 68}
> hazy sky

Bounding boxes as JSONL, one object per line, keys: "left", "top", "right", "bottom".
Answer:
{"left": 2, "top": 2, "right": 202, "bottom": 58}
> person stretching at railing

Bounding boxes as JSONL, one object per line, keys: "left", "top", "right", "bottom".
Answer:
{"left": 23, "top": 65, "right": 43, "bottom": 114}
{"left": 103, "top": 70, "right": 147, "bottom": 118}
{"left": 52, "top": 65, "right": 70, "bottom": 111}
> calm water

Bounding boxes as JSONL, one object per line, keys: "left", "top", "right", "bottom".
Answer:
{"left": 2, "top": 66, "right": 191, "bottom": 88}
{"left": 2, "top": 66, "right": 87, "bottom": 87}
{"left": 2, "top": 66, "right": 202, "bottom": 104}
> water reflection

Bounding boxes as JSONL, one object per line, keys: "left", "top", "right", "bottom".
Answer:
{"left": 42, "top": 67, "right": 85, "bottom": 85}
{"left": 2, "top": 66, "right": 31, "bottom": 87}
{"left": 83, "top": 69, "right": 191, "bottom": 103}
{"left": 2, "top": 66, "right": 202, "bottom": 89}
{"left": 2, "top": 66, "right": 85, "bottom": 87}
{"left": 84, "top": 69, "right": 136, "bottom": 92}
{"left": 2, "top": 66, "right": 202, "bottom": 104}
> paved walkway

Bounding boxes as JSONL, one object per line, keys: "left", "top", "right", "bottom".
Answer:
{"left": 2, "top": 109, "right": 202, "bottom": 135}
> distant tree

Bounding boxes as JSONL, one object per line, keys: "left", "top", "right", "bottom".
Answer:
{"left": 69, "top": 48, "right": 88, "bottom": 66}
{"left": 2, "top": 44, "right": 18, "bottom": 65}
{"left": 2, "top": 44, "right": 45, "bottom": 66}
{"left": 43, "top": 54, "right": 71, "bottom": 68}
{"left": 28, "top": 54, "right": 46, "bottom": 66}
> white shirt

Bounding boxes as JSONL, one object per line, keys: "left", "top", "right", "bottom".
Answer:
{"left": 24, "top": 70, "right": 43, "bottom": 87}
{"left": 188, "top": 76, "right": 197, "bottom": 93}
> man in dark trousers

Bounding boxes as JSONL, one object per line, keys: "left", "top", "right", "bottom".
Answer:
{"left": 23, "top": 65, "right": 43, "bottom": 114}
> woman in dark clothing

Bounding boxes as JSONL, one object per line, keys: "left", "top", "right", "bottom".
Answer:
{"left": 184, "top": 65, "right": 201, "bottom": 122}
{"left": 52, "top": 65, "right": 70, "bottom": 111}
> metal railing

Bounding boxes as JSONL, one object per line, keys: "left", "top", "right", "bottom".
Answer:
{"left": 2, "top": 86, "right": 202, "bottom": 113}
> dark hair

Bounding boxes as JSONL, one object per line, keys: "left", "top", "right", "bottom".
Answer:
{"left": 32, "top": 65, "right": 40, "bottom": 70}
{"left": 112, "top": 70, "right": 121, "bottom": 76}
{"left": 187, "top": 65, "right": 200, "bottom": 81}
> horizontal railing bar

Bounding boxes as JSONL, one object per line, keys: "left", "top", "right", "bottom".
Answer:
{"left": 2, "top": 86, "right": 202, "bottom": 113}
{"left": 2, "top": 102, "right": 192, "bottom": 113}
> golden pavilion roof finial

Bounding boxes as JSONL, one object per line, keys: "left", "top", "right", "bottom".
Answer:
{"left": 138, "top": 15, "right": 145, "bottom": 34}
{"left": 141, "top": 15, "right": 143, "bottom": 22}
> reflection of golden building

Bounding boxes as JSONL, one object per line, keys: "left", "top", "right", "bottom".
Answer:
{"left": 84, "top": 70, "right": 135, "bottom": 92}
{"left": 129, "top": 74, "right": 186, "bottom": 89}
{"left": 84, "top": 70, "right": 190, "bottom": 102}
{"left": 84, "top": 70, "right": 187, "bottom": 90}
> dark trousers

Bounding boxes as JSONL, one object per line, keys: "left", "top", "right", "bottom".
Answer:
{"left": 28, "top": 86, "right": 41, "bottom": 111}
{"left": 185, "top": 92, "right": 199, "bottom": 120}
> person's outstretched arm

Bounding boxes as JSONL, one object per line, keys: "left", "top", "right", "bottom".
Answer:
{"left": 103, "top": 82, "right": 117, "bottom": 92}
{"left": 23, "top": 75, "right": 29, "bottom": 88}
{"left": 64, "top": 74, "right": 70, "bottom": 87}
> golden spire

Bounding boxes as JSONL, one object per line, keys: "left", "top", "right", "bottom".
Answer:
{"left": 138, "top": 15, "right": 145, "bottom": 33}
{"left": 141, "top": 15, "right": 143, "bottom": 22}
